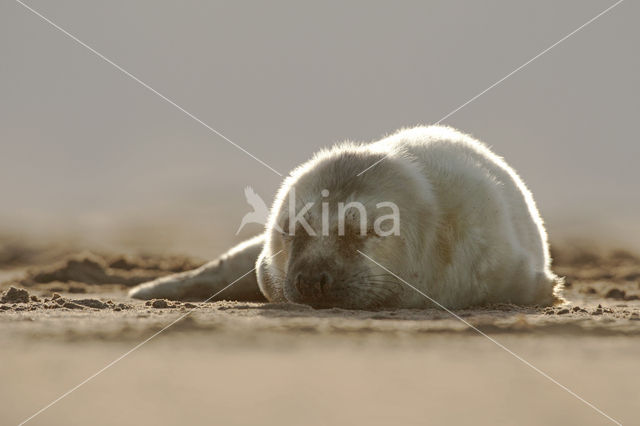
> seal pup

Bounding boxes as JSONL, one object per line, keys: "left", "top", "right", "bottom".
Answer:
{"left": 129, "top": 126, "right": 563, "bottom": 309}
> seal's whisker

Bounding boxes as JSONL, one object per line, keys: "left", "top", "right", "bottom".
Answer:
{"left": 366, "top": 280, "right": 402, "bottom": 285}
{"left": 364, "top": 274, "right": 397, "bottom": 278}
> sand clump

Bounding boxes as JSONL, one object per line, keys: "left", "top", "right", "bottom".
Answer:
{"left": 4, "top": 252, "right": 203, "bottom": 294}
{"left": 150, "top": 299, "right": 169, "bottom": 309}
{"left": 73, "top": 299, "right": 110, "bottom": 309}
{"left": 0, "top": 286, "right": 131, "bottom": 312}
{"left": 27, "top": 253, "right": 164, "bottom": 287}
{"left": 1, "top": 286, "right": 30, "bottom": 303}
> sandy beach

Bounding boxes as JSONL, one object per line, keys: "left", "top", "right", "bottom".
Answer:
{"left": 1, "top": 247, "right": 639, "bottom": 425}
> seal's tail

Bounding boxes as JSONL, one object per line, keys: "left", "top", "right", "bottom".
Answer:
{"left": 533, "top": 271, "right": 566, "bottom": 306}
{"left": 551, "top": 274, "right": 567, "bottom": 305}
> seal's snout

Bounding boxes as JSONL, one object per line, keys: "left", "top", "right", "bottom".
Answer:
{"left": 295, "top": 271, "right": 334, "bottom": 301}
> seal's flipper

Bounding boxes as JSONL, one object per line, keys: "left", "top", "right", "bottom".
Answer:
{"left": 128, "top": 235, "right": 265, "bottom": 302}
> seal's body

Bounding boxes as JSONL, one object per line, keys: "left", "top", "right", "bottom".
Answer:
{"left": 130, "top": 126, "right": 562, "bottom": 309}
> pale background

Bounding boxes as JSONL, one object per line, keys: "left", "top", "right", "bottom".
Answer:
{"left": 1, "top": 0, "right": 637, "bottom": 258}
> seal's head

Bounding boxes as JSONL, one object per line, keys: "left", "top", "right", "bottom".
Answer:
{"left": 257, "top": 142, "right": 437, "bottom": 310}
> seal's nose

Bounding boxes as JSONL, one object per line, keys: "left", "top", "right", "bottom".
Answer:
{"left": 295, "top": 271, "right": 333, "bottom": 300}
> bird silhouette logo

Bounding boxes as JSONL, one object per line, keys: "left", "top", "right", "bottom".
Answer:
{"left": 236, "top": 186, "right": 270, "bottom": 235}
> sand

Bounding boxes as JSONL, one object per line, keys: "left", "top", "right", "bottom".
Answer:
{"left": 1, "top": 248, "right": 639, "bottom": 425}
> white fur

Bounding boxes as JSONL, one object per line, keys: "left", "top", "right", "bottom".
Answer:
{"left": 131, "top": 126, "right": 562, "bottom": 309}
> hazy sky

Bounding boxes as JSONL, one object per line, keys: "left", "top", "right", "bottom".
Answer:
{"left": 1, "top": 1, "right": 638, "bottom": 257}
